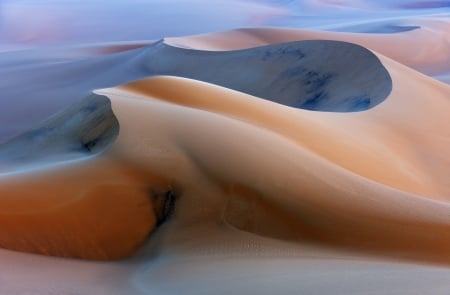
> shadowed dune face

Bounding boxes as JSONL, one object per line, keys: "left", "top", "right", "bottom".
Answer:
{"left": 1, "top": 3, "right": 450, "bottom": 293}
{"left": 0, "top": 94, "right": 118, "bottom": 174}
{"left": 0, "top": 94, "right": 178, "bottom": 260}
{"left": 100, "top": 72, "right": 450, "bottom": 265}
{"left": 0, "top": 40, "right": 389, "bottom": 168}
{"left": 0, "top": 36, "right": 446, "bottom": 262}
{"left": 144, "top": 40, "right": 392, "bottom": 112}
{"left": 0, "top": 40, "right": 392, "bottom": 143}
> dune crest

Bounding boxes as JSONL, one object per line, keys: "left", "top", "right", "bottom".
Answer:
{"left": 95, "top": 65, "right": 448, "bottom": 263}
{"left": 166, "top": 22, "right": 450, "bottom": 76}
{"left": 141, "top": 40, "right": 392, "bottom": 111}
{"left": 0, "top": 94, "right": 118, "bottom": 174}
{"left": 0, "top": 31, "right": 449, "bottom": 262}
{"left": 0, "top": 94, "right": 176, "bottom": 260}
{"left": 4, "top": 23, "right": 449, "bottom": 142}
{"left": 1, "top": 0, "right": 450, "bottom": 292}
{"left": 113, "top": 69, "right": 449, "bottom": 201}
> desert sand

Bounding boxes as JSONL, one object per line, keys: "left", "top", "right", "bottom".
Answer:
{"left": 0, "top": 1, "right": 449, "bottom": 294}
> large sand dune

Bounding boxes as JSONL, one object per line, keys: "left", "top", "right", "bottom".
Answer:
{"left": 0, "top": 37, "right": 393, "bottom": 143}
{"left": 140, "top": 40, "right": 392, "bottom": 111}
{"left": 0, "top": 5, "right": 449, "bottom": 294}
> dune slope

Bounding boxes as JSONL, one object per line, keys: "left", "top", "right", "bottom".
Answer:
{"left": 0, "top": 94, "right": 118, "bottom": 173}
{"left": 0, "top": 33, "right": 448, "bottom": 262}
{"left": 0, "top": 38, "right": 392, "bottom": 142}
{"left": 98, "top": 68, "right": 450, "bottom": 262}
{"left": 0, "top": 24, "right": 449, "bottom": 294}
{"left": 141, "top": 40, "right": 392, "bottom": 111}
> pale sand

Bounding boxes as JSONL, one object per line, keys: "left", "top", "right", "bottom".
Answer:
{"left": 166, "top": 19, "right": 450, "bottom": 76}
{"left": 96, "top": 62, "right": 450, "bottom": 260}
{"left": 0, "top": 27, "right": 449, "bottom": 294}
{"left": 2, "top": 54, "right": 448, "bottom": 260}
{"left": 4, "top": 22, "right": 449, "bottom": 142}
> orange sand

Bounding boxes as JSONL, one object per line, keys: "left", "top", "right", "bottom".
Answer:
{"left": 0, "top": 28, "right": 449, "bottom": 265}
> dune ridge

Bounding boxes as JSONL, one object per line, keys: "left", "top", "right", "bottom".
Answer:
{"left": 1, "top": 67, "right": 447, "bottom": 263}
{"left": 0, "top": 37, "right": 392, "bottom": 143}
{"left": 166, "top": 22, "right": 450, "bottom": 76}
{"left": 4, "top": 21, "right": 450, "bottom": 141}
{"left": 0, "top": 94, "right": 118, "bottom": 174}
{"left": 0, "top": 23, "right": 450, "bottom": 294}
{"left": 141, "top": 39, "right": 392, "bottom": 111}
{"left": 95, "top": 68, "right": 450, "bottom": 262}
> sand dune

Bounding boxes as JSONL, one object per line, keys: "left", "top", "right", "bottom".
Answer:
{"left": 0, "top": 36, "right": 449, "bottom": 262}
{"left": 140, "top": 40, "right": 392, "bottom": 111}
{"left": 3, "top": 19, "right": 448, "bottom": 140}
{"left": 0, "top": 16, "right": 450, "bottom": 294}
{"left": 0, "top": 94, "right": 118, "bottom": 173}
{"left": 167, "top": 20, "right": 450, "bottom": 77}
{"left": 112, "top": 64, "right": 449, "bottom": 200}
{"left": 98, "top": 66, "right": 450, "bottom": 260}
{"left": 0, "top": 37, "right": 392, "bottom": 143}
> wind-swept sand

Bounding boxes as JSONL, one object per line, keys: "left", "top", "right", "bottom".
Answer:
{"left": 97, "top": 57, "right": 450, "bottom": 260}
{"left": 0, "top": 26, "right": 449, "bottom": 294}
{"left": 167, "top": 20, "right": 450, "bottom": 77}
{"left": 1, "top": 43, "right": 450, "bottom": 257}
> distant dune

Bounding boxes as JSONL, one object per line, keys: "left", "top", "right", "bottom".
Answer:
{"left": 1, "top": 30, "right": 449, "bottom": 259}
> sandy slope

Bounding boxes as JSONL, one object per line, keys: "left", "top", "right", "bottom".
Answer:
{"left": 3, "top": 20, "right": 449, "bottom": 142}
{"left": 4, "top": 40, "right": 447, "bottom": 261}
{"left": 43, "top": 61, "right": 450, "bottom": 292}
{"left": 0, "top": 37, "right": 393, "bottom": 143}
{"left": 96, "top": 61, "right": 450, "bottom": 260}
{"left": 167, "top": 19, "right": 450, "bottom": 76}
{"left": 0, "top": 26, "right": 449, "bottom": 294}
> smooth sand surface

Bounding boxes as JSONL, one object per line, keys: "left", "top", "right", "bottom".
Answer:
{"left": 140, "top": 40, "right": 392, "bottom": 111}
{"left": 0, "top": 37, "right": 393, "bottom": 144}
{"left": 166, "top": 19, "right": 450, "bottom": 76}
{"left": 3, "top": 20, "right": 449, "bottom": 141}
{"left": 0, "top": 23, "right": 449, "bottom": 294}
{"left": 96, "top": 64, "right": 450, "bottom": 261}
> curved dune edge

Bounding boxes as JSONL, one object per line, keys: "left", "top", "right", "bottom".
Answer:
{"left": 141, "top": 39, "right": 392, "bottom": 112}
{"left": 93, "top": 68, "right": 448, "bottom": 263}
{"left": 0, "top": 28, "right": 448, "bottom": 263}
{"left": 0, "top": 94, "right": 119, "bottom": 174}
{"left": 0, "top": 159, "right": 152, "bottom": 260}
{"left": 165, "top": 22, "right": 450, "bottom": 75}
{"left": 4, "top": 23, "right": 449, "bottom": 143}
{"left": 0, "top": 153, "right": 181, "bottom": 260}
{"left": 0, "top": 56, "right": 448, "bottom": 261}
{"left": 112, "top": 70, "right": 450, "bottom": 201}
{"left": 0, "top": 93, "right": 177, "bottom": 260}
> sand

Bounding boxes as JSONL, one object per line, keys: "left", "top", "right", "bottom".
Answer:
{"left": 0, "top": 2, "right": 450, "bottom": 294}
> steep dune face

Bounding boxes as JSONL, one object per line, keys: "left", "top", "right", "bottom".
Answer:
{"left": 0, "top": 38, "right": 392, "bottom": 142}
{"left": 0, "top": 36, "right": 448, "bottom": 263}
{"left": 141, "top": 40, "right": 392, "bottom": 111}
{"left": 97, "top": 65, "right": 450, "bottom": 262}
{"left": 4, "top": 20, "right": 448, "bottom": 141}
{"left": 0, "top": 94, "right": 173, "bottom": 260}
{"left": 0, "top": 22, "right": 449, "bottom": 294}
{"left": 0, "top": 94, "right": 118, "bottom": 173}
{"left": 167, "top": 22, "right": 450, "bottom": 76}
{"left": 115, "top": 60, "right": 450, "bottom": 201}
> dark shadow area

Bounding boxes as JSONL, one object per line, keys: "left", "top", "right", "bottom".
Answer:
{"left": 0, "top": 94, "right": 119, "bottom": 171}
{"left": 144, "top": 39, "right": 393, "bottom": 112}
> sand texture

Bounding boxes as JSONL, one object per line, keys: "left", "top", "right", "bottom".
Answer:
{"left": 0, "top": 1, "right": 450, "bottom": 294}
